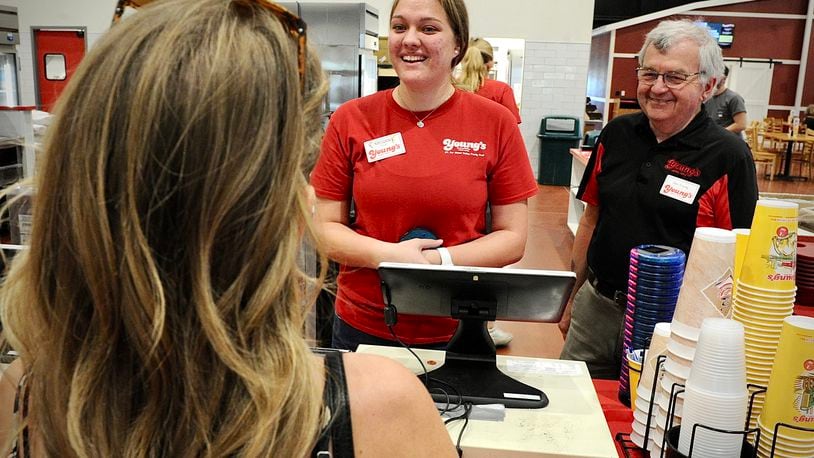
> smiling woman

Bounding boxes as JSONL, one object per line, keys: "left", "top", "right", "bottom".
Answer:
{"left": 310, "top": 0, "right": 538, "bottom": 351}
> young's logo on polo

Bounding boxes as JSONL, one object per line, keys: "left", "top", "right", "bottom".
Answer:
{"left": 664, "top": 159, "right": 701, "bottom": 178}
{"left": 442, "top": 138, "right": 487, "bottom": 157}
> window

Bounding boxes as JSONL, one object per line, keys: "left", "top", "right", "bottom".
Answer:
{"left": 44, "top": 54, "right": 66, "bottom": 80}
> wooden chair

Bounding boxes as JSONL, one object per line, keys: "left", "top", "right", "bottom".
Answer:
{"left": 792, "top": 140, "right": 814, "bottom": 179}
{"left": 747, "top": 126, "right": 779, "bottom": 180}
{"left": 760, "top": 118, "right": 788, "bottom": 158}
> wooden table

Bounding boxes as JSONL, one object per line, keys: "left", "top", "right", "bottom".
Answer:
{"left": 762, "top": 131, "right": 814, "bottom": 180}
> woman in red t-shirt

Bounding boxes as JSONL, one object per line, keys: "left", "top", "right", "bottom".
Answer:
{"left": 456, "top": 37, "right": 522, "bottom": 124}
{"left": 311, "top": 0, "right": 537, "bottom": 351}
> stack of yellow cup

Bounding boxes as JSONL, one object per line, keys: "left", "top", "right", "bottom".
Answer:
{"left": 756, "top": 316, "right": 814, "bottom": 457}
{"left": 732, "top": 200, "right": 799, "bottom": 430}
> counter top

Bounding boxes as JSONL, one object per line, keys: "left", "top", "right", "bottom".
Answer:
{"left": 569, "top": 148, "right": 591, "bottom": 167}
{"left": 0, "top": 106, "right": 36, "bottom": 111}
{"left": 357, "top": 345, "right": 617, "bottom": 457}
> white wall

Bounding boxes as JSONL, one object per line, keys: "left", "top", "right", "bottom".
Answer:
{"left": 5, "top": 0, "right": 595, "bottom": 178}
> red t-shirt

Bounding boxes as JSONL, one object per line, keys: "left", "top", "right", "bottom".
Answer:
{"left": 311, "top": 88, "right": 537, "bottom": 344}
{"left": 476, "top": 79, "right": 521, "bottom": 124}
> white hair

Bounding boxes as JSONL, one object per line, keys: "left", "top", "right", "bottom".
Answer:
{"left": 638, "top": 19, "right": 724, "bottom": 86}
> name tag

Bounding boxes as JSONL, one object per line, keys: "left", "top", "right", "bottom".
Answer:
{"left": 364, "top": 133, "right": 406, "bottom": 163}
{"left": 660, "top": 175, "right": 700, "bottom": 204}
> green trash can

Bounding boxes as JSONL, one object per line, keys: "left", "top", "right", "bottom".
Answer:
{"left": 536, "top": 116, "right": 582, "bottom": 185}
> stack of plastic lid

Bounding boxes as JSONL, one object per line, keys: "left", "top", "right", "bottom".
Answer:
{"left": 619, "top": 245, "right": 686, "bottom": 406}
{"left": 796, "top": 236, "right": 814, "bottom": 307}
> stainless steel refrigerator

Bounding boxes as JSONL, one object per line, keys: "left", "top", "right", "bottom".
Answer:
{"left": 281, "top": 2, "right": 379, "bottom": 114}
{"left": 279, "top": 3, "right": 379, "bottom": 346}
{"left": 0, "top": 6, "right": 20, "bottom": 106}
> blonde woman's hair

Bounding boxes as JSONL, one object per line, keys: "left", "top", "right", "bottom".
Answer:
{"left": 0, "top": 0, "right": 328, "bottom": 456}
{"left": 456, "top": 38, "right": 493, "bottom": 92}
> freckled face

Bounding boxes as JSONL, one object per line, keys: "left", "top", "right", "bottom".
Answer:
{"left": 637, "top": 41, "right": 715, "bottom": 139}
{"left": 389, "top": 0, "right": 460, "bottom": 91}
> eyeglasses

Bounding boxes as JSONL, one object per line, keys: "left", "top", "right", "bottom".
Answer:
{"left": 635, "top": 67, "right": 703, "bottom": 88}
{"left": 111, "top": 0, "right": 307, "bottom": 92}
{"left": 246, "top": 0, "right": 308, "bottom": 93}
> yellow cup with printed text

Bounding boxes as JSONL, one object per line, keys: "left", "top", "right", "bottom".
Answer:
{"left": 739, "top": 200, "right": 798, "bottom": 291}
{"left": 628, "top": 350, "right": 643, "bottom": 411}
{"left": 733, "top": 228, "right": 750, "bottom": 292}
{"left": 759, "top": 316, "right": 814, "bottom": 439}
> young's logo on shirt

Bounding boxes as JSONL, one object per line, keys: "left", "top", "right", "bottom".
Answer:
{"left": 442, "top": 138, "right": 487, "bottom": 157}
{"left": 664, "top": 159, "right": 701, "bottom": 178}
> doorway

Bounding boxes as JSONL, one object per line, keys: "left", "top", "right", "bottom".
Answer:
{"left": 32, "top": 28, "right": 86, "bottom": 112}
{"left": 726, "top": 61, "right": 773, "bottom": 124}
{"left": 485, "top": 37, "right": 525, "bottom": 107}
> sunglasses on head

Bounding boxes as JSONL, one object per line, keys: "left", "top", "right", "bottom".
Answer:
{"left": 111, "top": 0, "right": 307, "bottom": 91}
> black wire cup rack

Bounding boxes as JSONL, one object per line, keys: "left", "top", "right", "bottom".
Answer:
{"left": 615, "top": 355, "right": 814, "bottom": 457}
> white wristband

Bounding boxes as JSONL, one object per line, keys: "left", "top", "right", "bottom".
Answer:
{"left": 437, "top": 247, "right": 454, "bottom": 266}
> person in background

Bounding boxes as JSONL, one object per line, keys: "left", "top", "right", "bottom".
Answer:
{"left": 455, "top": 36, "right": 522, "bottom": 345}
{"left": 559, "top": 20, "right": 758, "bottom": 379}
{"left": 704, "top": 65, "right": 747, "bottom": 135}
{"left": 0, "top": 1, "right": 456, "bottom": 456}
{"left": 312, "top": 0, "right": 537, "bottom": 351}
{"left": 456, "top": 37, "right": 522, "bottom": 124}
{"left": 806, "top": 104, "right": 814, "bottom": 131}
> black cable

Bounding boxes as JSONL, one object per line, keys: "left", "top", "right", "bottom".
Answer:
{"left": 386, "top": 323, "right": 464, "bottom": 412}
{"left": 387, "top": 324, "right": 430, "bottom": 385}
{"left": 444, "top": 402, "right": 472, "bottom": 457}
{"left": 382, "top": 286, "right": 464, "bottom": 413}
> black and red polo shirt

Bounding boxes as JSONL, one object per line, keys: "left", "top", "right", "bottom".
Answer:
{"left": 578, "top": 110, "right": 758, "bottom": 293}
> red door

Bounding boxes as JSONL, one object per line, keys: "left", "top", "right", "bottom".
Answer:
{"left": 34, "top": 29, "right": 86, "bottom": 112}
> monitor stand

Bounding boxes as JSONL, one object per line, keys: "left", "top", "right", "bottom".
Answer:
{"left": 426, "top": 305, "right": 548, "bottom": 409}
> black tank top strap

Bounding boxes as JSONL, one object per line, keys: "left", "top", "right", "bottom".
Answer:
{"left": 310, "top": 352, "right": 354, "bottom": 458}
{"left": 9, "top": 373, "right": 31, "bottom": 458}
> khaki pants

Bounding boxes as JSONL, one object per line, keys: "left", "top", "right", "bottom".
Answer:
{"left": 560, "top": 281, "right": 625, "bottom": 379}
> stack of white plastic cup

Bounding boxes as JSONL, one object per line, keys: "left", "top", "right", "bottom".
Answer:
{"left": 656, "top": 227, "right": 738, "bottom": 443}
{"left": 678, "top": 318, "right": 749, "bottom": 457}
{"left": 628, "top": 322, "right": 671, "bottom": 454}
{"left": 653, "top": 329, "right": 691, "bottom": 448}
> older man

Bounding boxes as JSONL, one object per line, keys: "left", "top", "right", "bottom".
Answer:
{"left": 559, "top": 20, "right": 758, "bottom": 379}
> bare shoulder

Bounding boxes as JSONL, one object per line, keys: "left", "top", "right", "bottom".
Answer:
{"left": 0, "top": 358, "right": 23, "bottom": 412}
{"left": 342, "top": 353, "right": 457, "bottom": 457}
{"left": 342, "top": 353, "right": 423, "bottom": 402}
{"left": 0, "top": 359, "right": 24, "bottom": 454}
